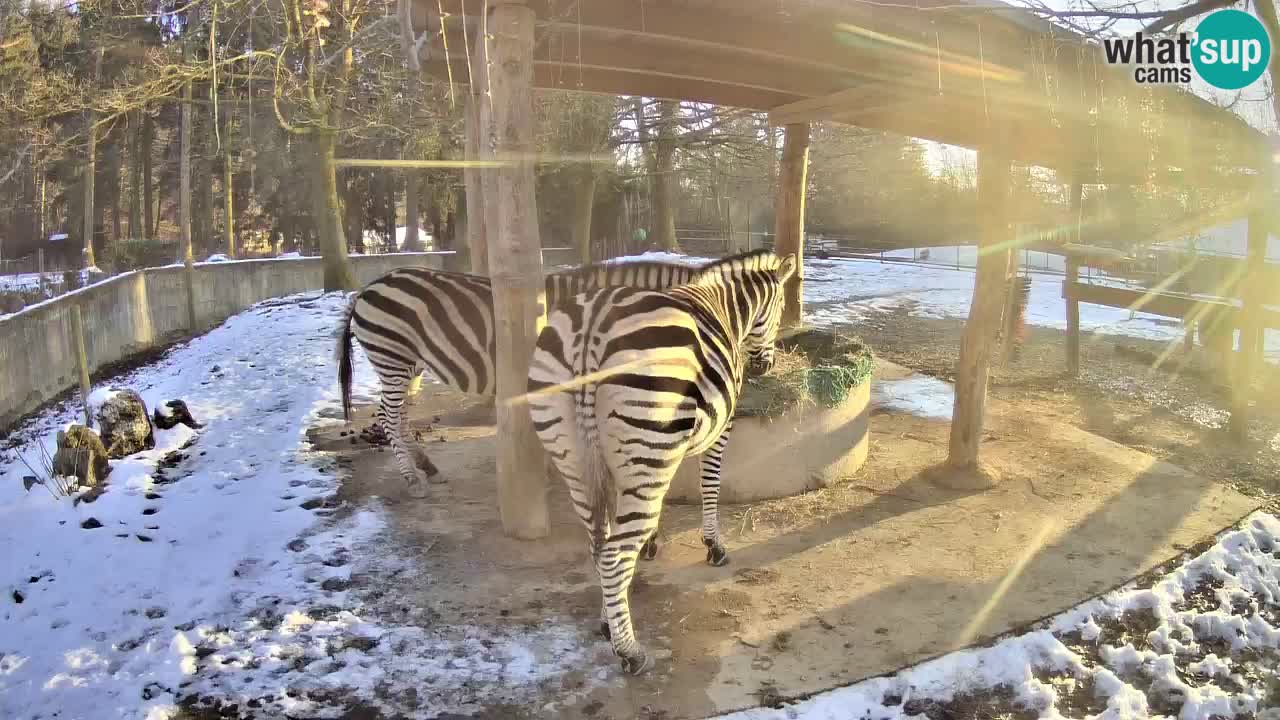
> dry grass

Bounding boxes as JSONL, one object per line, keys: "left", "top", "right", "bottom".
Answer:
{"left": 738, "top": 329, "right": 875, "bottom": 419}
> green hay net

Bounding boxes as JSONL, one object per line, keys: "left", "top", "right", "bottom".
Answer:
{"left": 737, "top": 329, "right": 875, "bottom": 419}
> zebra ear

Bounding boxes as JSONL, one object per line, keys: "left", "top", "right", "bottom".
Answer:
{"left": 777, "top": 254, "right": 798, "bottom": 282}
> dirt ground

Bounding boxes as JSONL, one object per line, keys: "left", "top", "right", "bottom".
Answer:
{"left": 853, "top": 304, "right": 1280, "bottom": 499}
{"left": 306, "top": 359, "right": 1261, "bottom": 719}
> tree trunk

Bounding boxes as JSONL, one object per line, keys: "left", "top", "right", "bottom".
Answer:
{"left": 130, "top": 112, "right": 143, "bottom": 240}
{"left": 311, "top": 132, "right": 356, "bottom": 291}
{"left": 108, "top": 133, "right": 122, "bottom": 244}
{"left": 1229, "top": 206, "right": 1269, "bottom": 438}
{"left": 143, "top": 112, "right": 154, "bottom": 241}
{"left": 484, "top": 3, "right": 549, "bottom": 540}
{"left": 404, "top": 169, "right": 420, "bottom": 251}
{"left": 37, "top": 156, "right": 46, "bottom": 243}
{"left": 223, "top": 151, "right": 235, "bottom": 257}
{"left": 774, "top": 123, "right": 809, "bottom": 327}
{"left": 442, "top": 209, "right": 456, "bottom": 251}
{"left": 464, "top": 21, "right": 489, "bottom": 274}
{"left": 82, "top": 46, "right": 104, "bottom": 268}
{"left": 198, "top": 140, "right": 215, "bottom": 257}
{"left": 383, "top": 171, "right": 396, "bottom": 251}
{"left": 179, "top": 42, "right": 196, "bottom": 329}
{"left": 572, "top": 167, "right": 597, "bottom": 264}
{"left": 652, "top": 100, "right": 679, "bottom": 252}
{"left": 341, "top": 175, "right": 362, "bottom": 254}
{"left": 946, "top": 141, "right": 1013, "bottom": 480}
{"left": 427, "top": 203, "right": 442, "bottom": 249}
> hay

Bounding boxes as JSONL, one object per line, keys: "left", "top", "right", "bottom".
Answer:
{"left": 737, "top": 329, "right": 874, "bottom": 419}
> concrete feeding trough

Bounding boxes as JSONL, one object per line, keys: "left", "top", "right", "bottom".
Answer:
{"left": 667, "top": 329, "right": 874, "bottom": 504}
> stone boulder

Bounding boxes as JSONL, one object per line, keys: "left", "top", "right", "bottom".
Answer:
{"left": 53, "top": 425, "right": 111, "bottom": 488}
{"left": 96, "top": 389, "right": 155, "bottom": 459}
{"left": 153, "top": 399, "right": 202, "bottom": 431}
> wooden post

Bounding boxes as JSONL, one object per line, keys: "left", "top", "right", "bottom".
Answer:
{"left": 1229, "top": 207, "right": 1268, "bottom": 439}
{"left": 946, "top": 142, "right": 1012, "bottom": 478}
{"left": 37, "top": 248, "right": 45, "bottom": 297}
{"left": 1065, "top": 180, "right": 1083, "bottom": 376}
{"left": 464, "top": 18, "right": 490, "bottom": 275}
{"left": 71, "top": 304, "right": 93, "bottom": 428}
{"left": 999, "top": 251, "right": 1018, "bottom": 369}
{"left": 773, "top": 122, "right": 810, "bottom": 327}
{"left": 223, "top": 152, "right": 236, "bottom": 258}
{"left": 484, "top": 2, "right": 549, "bottom": 540}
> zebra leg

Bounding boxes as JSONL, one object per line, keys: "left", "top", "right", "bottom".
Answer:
{"left": 596, "top": 518, "right": 661, "bottom": 675}
{"left": 700, "top": 421, "right": 732, "bottom": 567}
{"left": 379, "top": 376, "right": 430, "bottom": 497}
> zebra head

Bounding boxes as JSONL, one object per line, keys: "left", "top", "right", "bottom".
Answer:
{"left": 742, "top": 252, "right": 798, "bottom": 374}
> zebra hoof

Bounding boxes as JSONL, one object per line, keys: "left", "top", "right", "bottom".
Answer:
{"left": 705, "top": 544, "right": 730, "bottom": 567}
{"left": 619, "top": 651, "right": 653, "bottom": 676}
{"left": 640, "top": 537, "right": 660, "bottom": 561}
{"left": 404, "top": 477, "right": 430, "bottom": 499}
{"left": 598, "top": 621, "right": 611, "bottom": 640}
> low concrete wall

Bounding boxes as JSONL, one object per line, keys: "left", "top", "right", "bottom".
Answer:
{"left": 0, "top": 253, "right": 449, "bottom": 432}
{"left": 667, "top": 379, "right": 872, "bottom": 504}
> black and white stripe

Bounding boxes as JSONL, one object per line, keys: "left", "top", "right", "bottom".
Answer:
{"left": 525, "top": 249, "right": 797, "bottom": 674}
{"left": 335, "top": 259, "right": 703, "bottom": 497}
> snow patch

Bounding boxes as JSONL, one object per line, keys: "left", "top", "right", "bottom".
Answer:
{"left": 720, "top": 512, "right": 1280, "bottom": 720}
{"left": 606, "top": 251, "right": 712, "bottom": 267}
{"left": 871, "top": 375, "right": 955, "bottom": 420}
{"left": 0, "top": 292, "right": 600, "bottom": 719}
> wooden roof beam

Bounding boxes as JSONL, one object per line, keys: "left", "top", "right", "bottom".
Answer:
{"left": 767, "top": 83, "right": 899, "bottom": 126}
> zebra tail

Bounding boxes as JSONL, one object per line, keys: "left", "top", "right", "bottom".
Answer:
{"left": 577, "top": 391, "right": 615, "bottom": 542}
{"left": 337, "top": 298, "right": 356, "bottom": 423}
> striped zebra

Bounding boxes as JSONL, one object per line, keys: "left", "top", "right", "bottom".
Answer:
{"left": 334, "top": 259, "right": 704, "bottom": 556}
{"left": 525, "top": 249, "right": 797, "bottom": 674}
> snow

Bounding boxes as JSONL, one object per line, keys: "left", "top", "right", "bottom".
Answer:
{"left": 871, "top": 375, "right": 955, "bottom": 420}
{"left": 801, "top": 258, "right": 1280, "bottom": 364}
{"left": 1153, "top": 217, "right": 1280, "bottom": 263}
{"left": 361, "top": 227, "right": 433, "bottom": 252}
{"left": 86, "top": 387, "right": 122, "bottom": 417}
{"left": 0, "top": 292, "right": 600, "bottom": 719}
{"left": 204, "top": 254, "right": 230, "bottom": 263}
{"left": 0, "top": 272, "right": 47, "bottom": 291}
{"left": 879, "top": 245, "right": 1068, "bottom": 274}
{"left": 719, "top": 511, "right": 1280, "bottom": 720}
{"left": 606, "top": 250, "right": 712, "bottom": 267}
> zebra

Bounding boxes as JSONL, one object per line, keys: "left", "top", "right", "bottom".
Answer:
{"left": 525, "top": 249, "right": 797, "bottom": 674}
{"left": 334, "top": 259, "right": 705, "bottom": 555}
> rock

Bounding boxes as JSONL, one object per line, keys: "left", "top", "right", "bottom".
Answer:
{"left": 53, "top": 426, "right": 111, "bottom": 488}
{"left": 96, "top": 389, "right": 155, "bottom": 459}
{"left": 0, "top": 293, "right": 24, "bottom": 314}
{"left": 154, "top": 400, "right": 202, "bottom": 431}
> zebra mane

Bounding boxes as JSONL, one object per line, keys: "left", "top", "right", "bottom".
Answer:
{"left": 687, "top": 249, "right": 784, "bottom": 284}
{"left": 550, "top": 256, "right": 710, "bottom": 280}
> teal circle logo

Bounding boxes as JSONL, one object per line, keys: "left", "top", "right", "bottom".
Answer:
{"left": 1192, "top": 10, "right": 1271, "bottom": 90}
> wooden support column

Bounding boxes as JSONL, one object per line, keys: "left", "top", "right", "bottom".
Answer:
{"left": 945, "top": 142, "right": 1013, "bottom": 481}
{"left": 773, "top": 122, "right": 809, "bottom": 327}
{"left": 1228, "top": 207, "right": 1268, "bottom": 439}
{"left": 1065, "top": 180, "right": 1083, "bottom": 376}
{"left": 464, "top": 18, "right": 491, "bottom": 275}
{"left": 484, "top": 2, "right": 549, "bottom": 540}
